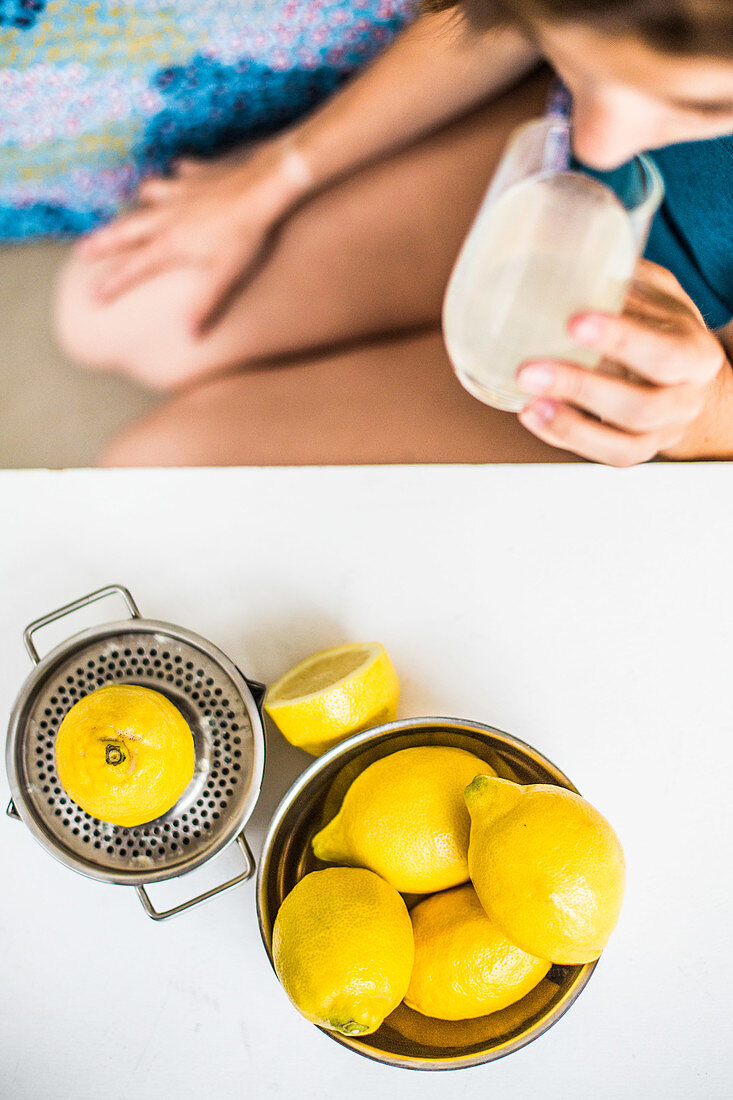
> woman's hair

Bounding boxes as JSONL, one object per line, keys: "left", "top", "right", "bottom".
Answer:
{"left": 424, "top": 0, "right": 733, "bottom": 58}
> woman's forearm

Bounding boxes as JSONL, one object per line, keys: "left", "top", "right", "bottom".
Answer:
{"left": 282, "top": 12, "right": 539, "bottom": 197}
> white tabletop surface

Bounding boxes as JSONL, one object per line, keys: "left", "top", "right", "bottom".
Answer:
{"left": 1, "top": 465, "right": 731, "bottom": 1100}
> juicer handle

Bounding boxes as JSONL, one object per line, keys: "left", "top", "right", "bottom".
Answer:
{"left": 135, "top": 832, "right": 256, "bottom": 921}
{"left": 243, "top": 675, "right": 267, "bottom": 711}
{"left": 23, "top": 584, "right": 140, "bottom": 665}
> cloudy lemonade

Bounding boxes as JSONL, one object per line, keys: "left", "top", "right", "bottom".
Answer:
{"left": 443, "top": 171, "right": 637, "bottom": 412}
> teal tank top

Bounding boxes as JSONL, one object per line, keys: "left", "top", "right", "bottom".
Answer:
{"left": 645, "top": 134, "right": 733, "bottom": 330}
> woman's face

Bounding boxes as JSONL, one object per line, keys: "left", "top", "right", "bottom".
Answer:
{"left": 539, "top": 22, "right": 733, "bottom": 168}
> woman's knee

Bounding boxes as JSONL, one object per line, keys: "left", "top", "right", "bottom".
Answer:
{"left": 53, "top": 248, "right": 229, "bottom": 391}
{"left": 53, "top": 249, "right": 118, "bottom": 371}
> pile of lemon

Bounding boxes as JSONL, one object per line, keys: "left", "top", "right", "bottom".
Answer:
{"left": 265, "top": 644, "right": 625, "bottom": 1038}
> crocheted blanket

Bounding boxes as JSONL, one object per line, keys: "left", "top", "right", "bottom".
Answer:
{"left": 0, "top": 0, "right": 414, "bottom": 240}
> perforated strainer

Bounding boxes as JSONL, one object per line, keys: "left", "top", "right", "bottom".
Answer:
{"left": 6, "top": 584, "right": 266, "bottom": 920}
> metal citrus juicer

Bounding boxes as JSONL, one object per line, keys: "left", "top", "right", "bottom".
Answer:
{"left": 5, "top": 584, "right": 266, "bottom": 920}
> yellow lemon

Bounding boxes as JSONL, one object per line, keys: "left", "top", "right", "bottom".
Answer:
{"left": 312, "top": 746, "right": 495, "bottom": 893}
{"left": 264, "top": 642, "right": 399, "bottom": 756}
{"left": 405, "top": 884, "right": 550, "bottom": 1020}
{"left": 272, "top": 867, "right": 414, "bottom": 1036}
{"left": 387, "top": 978, "right": 559, "bottom": 1049}
{"left": 465, "top": 775, "right": 625, "bottom": 964}
{"left": 55, "top": 684, "right": 195, "bottom": 827}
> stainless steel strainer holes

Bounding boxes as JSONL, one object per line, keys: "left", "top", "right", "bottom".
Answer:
{"left": 6, "top": 585, "right": 266, "bottom": 920}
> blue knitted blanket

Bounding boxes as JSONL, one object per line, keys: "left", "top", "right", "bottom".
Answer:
{"left": 0, "top": 0, "right": 415, "bottom": 241}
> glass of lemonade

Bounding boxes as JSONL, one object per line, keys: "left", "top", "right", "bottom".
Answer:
{"left": 443, "top": 117, "right": 665, "bottom": 412}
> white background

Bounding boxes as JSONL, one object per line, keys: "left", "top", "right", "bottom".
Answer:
{"left": 1, "top": 465, "right": 731, "bottom": 1099}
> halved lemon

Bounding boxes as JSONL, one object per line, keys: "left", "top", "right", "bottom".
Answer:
{"left": 264, "top": 642, "right": 399, "bottom": 756}
{"left": 55, "top": 684, "right": 195, "bottom": 827}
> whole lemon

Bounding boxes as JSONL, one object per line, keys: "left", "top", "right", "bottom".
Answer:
{"left": 387, "top": 977, "right": 558, "bottom": 1048}
{"left": 405, "top": 884, "right": 550, "bottom": 1020}
{"left": 466, "top": 775, "right": 625, "bottom": 964}
{"left": 55, "top": 684, "right": 195, "bottom": 827}
{"left": 312, "top": 746, "right": 495, "bottom": 893}
{"left": 272, "top": 867, "right": 414, "bottom": 1036}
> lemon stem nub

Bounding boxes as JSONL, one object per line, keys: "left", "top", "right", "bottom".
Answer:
{"left": 104, "top": 742, "right": 127, "bottom": 767}
{"left": 330, "top": 1017, "right": 369, "bottom": 1035}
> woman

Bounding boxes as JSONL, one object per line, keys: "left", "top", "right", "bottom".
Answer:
{"left": 55, "top": 0, "right": 733, "bottom": 466}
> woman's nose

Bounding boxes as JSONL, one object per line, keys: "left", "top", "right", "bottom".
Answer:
{"left": 571, "top": 89, "right": 665, "bottom": 169}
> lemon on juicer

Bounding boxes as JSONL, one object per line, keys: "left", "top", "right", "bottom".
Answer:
{"left": 405, "top": 883, "right": 550, "bottom": 1020}
{"left": 272, "top": 867, "right": 414, "bottom": 1036}
{"left": 466, "top": 775, "right": 625, "bottom": 964}
{"left": 264, "top": 642, "right": 399, "bottom": 756}
{"left": 312, "top": 745, "right": 496, "bottom": 893}
{"left": 55, "top": 684, "right": 195, "bottom": 827}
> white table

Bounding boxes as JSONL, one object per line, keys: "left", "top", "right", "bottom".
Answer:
{"left": 1, "top": 466, "right": 731, "bottom": 1100}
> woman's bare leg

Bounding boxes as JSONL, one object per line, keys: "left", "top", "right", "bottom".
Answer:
{"left": 101, "top": 329, "right": 577, "bottom": 465}
{"left": 55, "top": 71, "right": 551, "bottom": 391}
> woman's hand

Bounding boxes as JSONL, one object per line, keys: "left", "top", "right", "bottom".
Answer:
{"left": 515, "top": 260, "right": 728, "bottom": 465}
{"left": 80, "top": 139, "right": 311, "bottom": 334}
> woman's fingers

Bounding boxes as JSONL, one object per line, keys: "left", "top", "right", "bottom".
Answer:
{"left": 138, "top": 177, "right": 181, "bottom": 204}
{"left": 568, "top": 308, "right": 723, "bottom": 387}
{"left": 514, "top": 257, "right": 725, "bottom": 465}
{"left": 172, "top": 157, "right": 207, "bottom": 177}
{"left": 631, "top": 258, "right": 688, "bottom": 299}
{"left": 518, "top": 399, "right": 678, "bottom": 467}
{"left": 94, "top": 243, "right": 176, "bottom": 302}
{"left": 516, "top": 360, "right": 703, "bottom": 434}
{"left": 189, "top": 256, "right": 248, "bottom": 336}
{"left": 80, "top": 209, "right": 164, "bottom": 259}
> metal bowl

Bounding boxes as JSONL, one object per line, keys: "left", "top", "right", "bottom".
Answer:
{"left": 257, "top": 716, "right": 598, "bottom": 1071}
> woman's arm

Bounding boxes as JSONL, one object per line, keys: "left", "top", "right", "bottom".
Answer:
{"left": 289, "top": 11, "right": 539, "bottom": 194}
{"left": 83, "top": 13, "right": 539, "bottom": 327}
